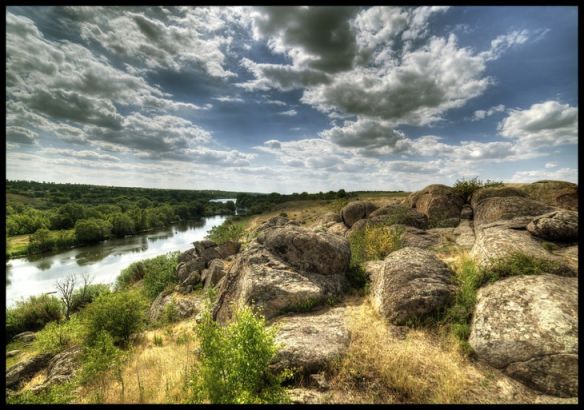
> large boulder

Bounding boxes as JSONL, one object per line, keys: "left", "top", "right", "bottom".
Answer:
{"left": 318, "top": 212, "right": 342, "bottom": 225}
{"left": 470, "top": 186, "right": 528, "bottom": 210}
{"left": 365, "top": 205, "right": 428, "bottom": 229}
{"left": 469, "top": 274, "right": 578, "bottom": 397}
{"left": 340, "top": 201, "right": 378, "bottom": 228}
{"left": 369, "top": 247, "right": 457, "bottom": 325}
{"left": 473, "top": 196, "right": 555, "bottom": 228}
{"left": 259, "top": 226, "right": 350, "bottom": 276}
{"left": 527, "top": 210, "right": 578, "bottom": 242}
{"left": 271, "top": 307, "right": 350, "bottom": 377}
{"left": 325, "top": 222, "right": 349, "bottom": 237}
{"left": 254, "top": 216, "right": 299, "bottom": 234}
{"left": 470, "top": 219, "right": 577, "bottom": 275}
{"left": 30, "top": 346, "right": 82, "bottom": 393}
{"left": 212, "top": 240, "right": 347, "bottom": 324}
{"left": 521, "top": 180, "right": 578, "bottom": 211}
{"left": 216, "top": 241, "right": 241, "bottom": 259}
{"left": 407, "top": 184, "right": 464, "bottom": 227}
{"left": 6, "top": 353, "right": 53, "bottom": 390}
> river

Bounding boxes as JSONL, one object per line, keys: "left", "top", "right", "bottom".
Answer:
{"left": 5, "top": 214, "right": 229, "bottom": 307}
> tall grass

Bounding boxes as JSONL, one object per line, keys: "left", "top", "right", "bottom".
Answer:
{"left": 116, "top": 252, "right": 179, "bottom": 299}
{"left": 206, "top": 219, "right": 247, "bottom": 244}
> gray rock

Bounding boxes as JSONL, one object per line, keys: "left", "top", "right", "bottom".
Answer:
{"left": 202, "top": 259, "right": 226, "bottom": 289}
{"left": 369, "top": 247, "right": 457, "bottom": 325}
{"left": 6, "top": 352, "right": 52, "bottom": 390}
{"left": 319, "top": 212, "right": 342, "bottom": 224}
{"left": 527, "top": 210, "right": 578, "bottom": 242}
{"left": 212, "top": 241, "right": 346, "bottom": 323}
{"left": 254, "top": 216, "right": 298, "bottom": 234}
{"left": 460, "top": 205, "right": 473, "bottom": 219}
{"left": 271, "top": 307, "right": 350, "bottom": 377}
{"left": 216, "top": 240, "right": 241, "bottom": 258}
{"left": 521, "top": 180, "right": 578, "bottom": 211}
{"left": 326, "top": 222, "right": 349, "bottom": 237}
{"left": 470, "top": 186, "right": 527, "bottom": 210}
{"left": 12, "top": 331, "right": 36, "bottom": 344}
{"left": 407, "top": 184, "right": 464, "bottom": 227}
{"left": 340, "top": 201, "right": 378, "bottom": 228}
{"left": 470, "top": 222, "right": 576, "bottom": 275}
{"left": 474, "top": 196, "right": 555, "bottom": 228}
{"left": 469, "top": 274, "right": 578, "bottom": 397}
{"left": 149, "top": 291, "right": 202, "bottom": 323}
{"left": 260, "top": 225, "right": 350, "bottom": 276}
{"left": 30, "top": 346, "right": 82, "bottom": 393}
{"left": 367, "top": 205, "right": 428, "bottom": 229}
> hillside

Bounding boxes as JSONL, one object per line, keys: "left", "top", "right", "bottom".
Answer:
{"left": 5, "top": 180, "right": 579, "bottom": 404}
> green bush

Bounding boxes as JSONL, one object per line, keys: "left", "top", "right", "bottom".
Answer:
{"left": 452, "top": 177, "right": 503, "bottom": 202}
{"left": 478, "top": 252, "right": 570, "bottom": 286}
{"left": 83, "top": 290, "right": 148, "bottom": 347}
{"left": 188, "top": 301, "right": 290, "bottom": 404}
{"left": 33, "top": 315, "right": 86, "bottom": 355}
{"left": 207, "top": 219, "right": 246, "bottom": 244}
{"left": 28, "top": 228, "right": 55, "bottom": 254}
{"left": 6, "top": 294, "right": 63, "bottom": 341}
{"left": 116, "top": 252, "right": 179, "bottom": 299}
{"left": 7, "top": 378, "right": 78, "bottom": 404}
{"left": 161, "top": 300, "right": 180, "bottom": 324}
{"left": 71, "top": 283, "right": 111, "bottom": 313}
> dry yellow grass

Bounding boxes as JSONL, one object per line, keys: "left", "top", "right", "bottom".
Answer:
{"left": 328, "top": 300, "right": 477, "bottom": 404}
{"left": 76, "top": 320, "right": 199, "bottom": 404}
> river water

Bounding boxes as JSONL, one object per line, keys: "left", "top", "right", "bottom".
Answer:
{"left": 5, "top": 214, "right": 229, "bottom": 307}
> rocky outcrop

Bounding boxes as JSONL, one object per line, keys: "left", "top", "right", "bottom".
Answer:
{"left": 527, "top": 210, "right": 578, "bottom": 242}
{"left": 149, "top": 291, "right": 202, "bottom": 323}
{"left": 469, "top": 274, "right": 578, "bottom": 397}
{"left": 407, "top": 184, "right": 464, "bottom": 227}
{"left": 212, "top": 226, "right": 349, "bottom": 323}
{"left": 271, "top": 307, "right": 350, "bottom": 377}
{"left": 453, "top": 219, "right": 475, "bottom": 249}
{"left": 340, "top": 201, "right": 378, "bottom": 228}
{"left": 259, "top": 225, "right": 350, "bottom": 276}
{"left": 30, "top": 346, "right": 82, "bottom": 393}
{"left": 460, "top": 205, "right": 473, "bottom": 220}
{"left": 470, "top": 186, "right": 528, "bottom": 210}
{"left": 201, "top": 259, "right": 226, "bottom": 289}
{"left": 6, "top": 353, "right": 53, "bottom": 390}
{"left": 521, "top": 180, "right": 578, "bottom": 211}
{"left": 470, "top": 219, "right": 576, "bottom": 275}
{"left": 254, "top": 216, "right": 299, "bottom": 234}
{"left": 352, "top": 205, "right": 428, "bottom": 230}
{"left": 325, "top": 222, "right": 349, "bottom": 237}
{"left": 175, "top": 239, "right": 241, "bottom": 292}
{"left": 369, "top": 247, "right": 457, "bottom": 325}
{"left": 473, "top": 196, "right": 555, "bottom": 228}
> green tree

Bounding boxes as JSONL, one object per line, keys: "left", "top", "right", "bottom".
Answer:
{"left": 74, "top": 218, "right": 112, "bottom": 244}
{"left": 28, "top": 228, "right": 54, "bottom": 253}
{"left": 111, "top": 213, "right": 136, "bottom": 237}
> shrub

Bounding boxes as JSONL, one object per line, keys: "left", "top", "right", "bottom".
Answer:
{"left": 6, "top": 294, "right": 63, "bottom": 341}
{"left": 349, "top": 224, "right": 404, "bottom": 267}
{"left": 71, "top": 283, "right": 111, "bottom": 313}
{"left": 188, "top": 300, "right": 290, "bottom": 404}
{"left": 33, "top": 315, "right": 86, "bottom": 355}
{"left": 83, "top": 290, "right": 148, "bottom": 347}
{"left": 452, "top": 177, "right": 503, "bottom": 202}
{"left": 116, "top": 252, "right": 179, "bottom": 299}
{"left": 161, "top": 300, "right": 180, "bottom": 324}
{"left": 28, "top": 228, "right": 55, "bottom": 254}
{"left": 207, "top": 219, "right": 246, "bottom": 244}
{"left": 79, "top": 330, "right": 126, "bottom": 403}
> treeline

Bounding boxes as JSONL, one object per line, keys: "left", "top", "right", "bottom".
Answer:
{"left": 236, "top": 189, "right": 352, "bottom": 214}
{"left": 6, "top": 180, "right": 239, "bottom": 256}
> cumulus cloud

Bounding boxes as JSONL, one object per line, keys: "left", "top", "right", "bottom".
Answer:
{"left": 498, "top": 100, "right": 578, "bottom": 147}
{"left": 278, "top": 109, "right": 298, "bottom": 116}
{"left": 472, "top": 104, "right": 505, "bottom": 121}
{"left": 545, "top": 162, "right": 558, "bottom": 169}
{"left": 237, "top": 58, "right": 331, "bottom": 91}
{"left": 320, "top": 118, "right": 408, "bottom": 151}
{"left": 41, "top": 147, "right": 121, "bottom": 162}
{"left": 510, "top": 167, "right": 578, "bottom": 183}
{"left": 72, "top": 7, "right": 236, "bottom": 78}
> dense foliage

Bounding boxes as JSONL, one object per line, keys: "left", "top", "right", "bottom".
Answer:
{"left": 235, "top": 189, "right": 352, "bottom": 215}
{"left": 115, "top": 252, "right": 179, "bottom": 299}
{"left": 452, "top": 177, "right": 503, "bottom": 202}
{"left": 6, "top": 294, "right": 63, "bottom": 342}
{"left": 83, "top": 290, "right": 148, "bottom": 347}
{"left": 189, "top": 300, "right": 290, "bottom": 404}
{"left": 6, "top": 180, "right": 238, "bottom": 241}
{"left": 206, "top": 218, "right": 247, "bottom": 244}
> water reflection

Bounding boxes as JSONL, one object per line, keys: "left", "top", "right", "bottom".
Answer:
{"left": 6, "top": 216, "right": 227, "bottom": 307}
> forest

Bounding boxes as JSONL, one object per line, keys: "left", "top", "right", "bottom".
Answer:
{"left": 5, "top": 180, "right": 239, "bottom": 257}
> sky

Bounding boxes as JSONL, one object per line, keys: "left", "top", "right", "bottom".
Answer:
{"left": 5, "top": 6, "right": 578, "bottom": 193}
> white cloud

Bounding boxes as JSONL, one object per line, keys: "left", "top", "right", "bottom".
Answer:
{"left": 278, "top": 109, "right": 298, "bottom": 116}
{"left": 213, "top": 96, "right": 245, "bottom": 103}
{"left": 472, "top": 104, "right": 505, "bottom": 121}
{"left": 545, "top": 162, "right": 558, "bottom": 169}
{"left": 510, "top": 167, "right": 578, "bottom": 184}
{"left": 498, "top": 100, "right": 578, "bottom": 148}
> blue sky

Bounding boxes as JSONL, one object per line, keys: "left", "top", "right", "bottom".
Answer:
{"left": 6, "top": 6, "right": 578, "bottom": 193}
